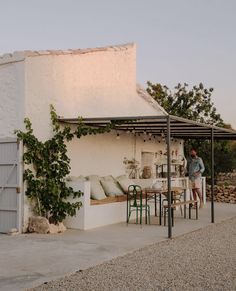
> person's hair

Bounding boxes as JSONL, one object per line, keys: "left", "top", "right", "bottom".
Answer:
{"left": 190, "top": 148, "right": 197, "bottom": 152}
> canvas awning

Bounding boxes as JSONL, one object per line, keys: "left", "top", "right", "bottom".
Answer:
{"left": 58, "top": 114, "right": 236, "bottom": 238}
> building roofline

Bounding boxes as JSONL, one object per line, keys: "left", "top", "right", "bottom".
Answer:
{"left": 136, "top": 84, "right": 168, "bottom": 116}
{"left": 0, "top": 43, "right": 135, "bottom": 66}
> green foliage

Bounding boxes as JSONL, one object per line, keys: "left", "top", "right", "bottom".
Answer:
{"left": 147, "top": 82, "right": 223, "bottom": 125}
{"left": 16, "top": 105, "right": 112, "bottom": 224}
{"left": 147, "top": 82, "right": 236, "bottom": 176}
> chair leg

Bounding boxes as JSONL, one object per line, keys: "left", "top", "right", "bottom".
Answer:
{"left": 148, "top": 207, "right": 151, "bottom": 224}
{"left": 136, "top": 209, "right": 138, "bottom": 224}
{"left": 171, "top": 208, "right": 174, "bottom": 227}
{"left": 189, "top": 204, "right": 192, "bottom": 219}
{"left": 180, "top": 205, "right": 183, "bottom": 216}
{"left": 196, "top": 202, "right": 198, "bottom": 220}
{"left": 140, "top": 208, "right": 142, "bottom": 225}
{"left": 164, "top": 208, "right": 166, "bottom": 226}
{"left": 127, "top": 209, "right": 131, "bottom": 224}
{"left": 162, "top": 199, "right": 167, "bottom": 216}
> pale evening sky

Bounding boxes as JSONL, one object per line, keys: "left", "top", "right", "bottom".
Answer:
{"left": 0, "top": 0, "right": 236, "bottom": 127}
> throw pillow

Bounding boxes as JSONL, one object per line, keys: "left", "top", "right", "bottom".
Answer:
{"left": 116, "top": 175, "right": 134, "bottom": 193}
{"left": 101, "top": 180, "right": 124, "bottom": 197}
{"left": 87, "top": 178, "right": 107, "bottom": 200}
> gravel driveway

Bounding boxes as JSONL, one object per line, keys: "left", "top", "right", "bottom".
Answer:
{"left": 31, "top": 217, "right": 236, "bottom": 291}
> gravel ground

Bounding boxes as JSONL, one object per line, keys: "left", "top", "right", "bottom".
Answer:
{"left": 31, "top": 217, "right": 236, "bottom": 291}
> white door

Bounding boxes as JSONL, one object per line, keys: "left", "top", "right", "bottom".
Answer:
{"left": 0, "top": 138, "right": 23, "bottom": 233}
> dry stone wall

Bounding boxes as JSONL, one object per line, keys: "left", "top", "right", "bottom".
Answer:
{"left": 217, "top": 172, "right": 236, "bottom": 186}
{"left": 206, "top": 172, "right": 236, "bottom": 204}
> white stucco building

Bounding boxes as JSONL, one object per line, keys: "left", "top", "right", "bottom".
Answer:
{"left": 0, "top": 43, "right": 191, "bottom": 232}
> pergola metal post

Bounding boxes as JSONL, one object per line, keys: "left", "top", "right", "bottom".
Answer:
{"left": 166, "top": 115, "right": 172, "bottom": 238}
{"left": 211, "top": 128, "right": 215, "bottom": 223}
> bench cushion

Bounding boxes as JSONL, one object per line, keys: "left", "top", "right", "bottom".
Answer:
{"left": 100, "top": 180, "right": 124, "bottom": 197}
{"left": 87, "top": 177, "right": 107, "bottom": 200}
{"left": 116, "top": 175, "right": 134, "bottom": 193}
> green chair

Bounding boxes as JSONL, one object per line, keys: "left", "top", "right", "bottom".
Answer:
{"left": 127, "top": 185, "right": 150, "bottom": 225}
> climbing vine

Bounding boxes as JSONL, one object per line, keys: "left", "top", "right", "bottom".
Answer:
{"left": 16, "top": 105, "right": 112, "bottom": 224}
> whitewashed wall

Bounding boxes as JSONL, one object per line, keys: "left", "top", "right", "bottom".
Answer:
{"left": 0, "top": 62, "right": 25, "bottom": 138}
{"left": 24, "top": 44, "right": 162, "bottom": 141}
{"left": 67, "top": 132, "right": 184, "bottom": 177}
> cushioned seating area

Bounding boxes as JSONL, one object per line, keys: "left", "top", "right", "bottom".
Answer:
{"left": 67, "top": 174, "right": 134, "bottom": 201}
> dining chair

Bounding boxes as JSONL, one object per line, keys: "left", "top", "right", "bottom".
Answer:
{"left": 127, "top": 185, "right": 150, "bottom": 225}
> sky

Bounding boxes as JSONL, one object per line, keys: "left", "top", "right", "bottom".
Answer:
{"left": 0, "top": 0, "right": 236, "bottom": 127}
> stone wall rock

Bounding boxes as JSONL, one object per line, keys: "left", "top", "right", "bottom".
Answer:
{"left": 206, "top": 184, "right": 236, "bottom": 204}
{"left": 217, "top": 172, "right": 236, "bottom": 186}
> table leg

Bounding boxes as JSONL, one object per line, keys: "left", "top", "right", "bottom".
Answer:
{"left": 171, "top": 191, "right": 174, "bottom": 227}
{"left": 140, "top": 191, "right": 142, "bottom": 225}
{"left": 145, "top": 191, "right": 147, "bottom": 224}
{"left": 184, "top": 189, "right": 186, "bottom": 219}
{"left": 172, "top": 207, "right": 174, "bottom": 226}
{"left": 159, "top": 193, "right": 162, "bottom": 225}
{"left": 154, "top": 194, "right": 157, "bottom": 216}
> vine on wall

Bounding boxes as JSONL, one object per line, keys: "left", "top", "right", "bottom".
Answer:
{"left": 16, "top": 105, "right": 112, "bottom": 224}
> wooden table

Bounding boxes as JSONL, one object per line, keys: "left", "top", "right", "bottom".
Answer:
{"left": 144, "top": 186, "right": 187, "bottom": 225}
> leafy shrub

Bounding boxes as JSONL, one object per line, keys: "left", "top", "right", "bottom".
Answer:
{"left": 16, "top": 105, "right": 112, "bottom": 223}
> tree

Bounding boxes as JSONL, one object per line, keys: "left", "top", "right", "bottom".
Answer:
{"left": 146, "top": 82, "right": 236, "bottom": 176}
{"left": 147, "top": 82, "right": 223, "bottom": 125}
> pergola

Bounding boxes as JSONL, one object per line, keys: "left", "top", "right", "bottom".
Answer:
{"left": 59, "top": 114, "right": 236, "bottom": 238}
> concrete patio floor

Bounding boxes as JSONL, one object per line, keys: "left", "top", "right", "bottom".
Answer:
{"left": 0, "top": 202, "right": 235, "bottom": 291}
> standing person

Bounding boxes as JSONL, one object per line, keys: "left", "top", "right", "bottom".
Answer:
{"left": 187, "top": 149, "right": 205, "bottom": 208}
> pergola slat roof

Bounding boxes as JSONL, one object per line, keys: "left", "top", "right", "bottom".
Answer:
{"left": 58, "top": 114, "right": 236, "bottom": 140}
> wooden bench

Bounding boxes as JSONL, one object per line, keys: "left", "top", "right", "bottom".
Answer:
{"left": 163, "top": 200, "right": 198, "bottom": 226}
{"left": 90, "top": 195, "right": 127, "bottom": 205}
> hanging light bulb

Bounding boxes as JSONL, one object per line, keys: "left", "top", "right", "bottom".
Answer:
{"left": 116, "top": 133, "right": 120, "bottom": 140}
